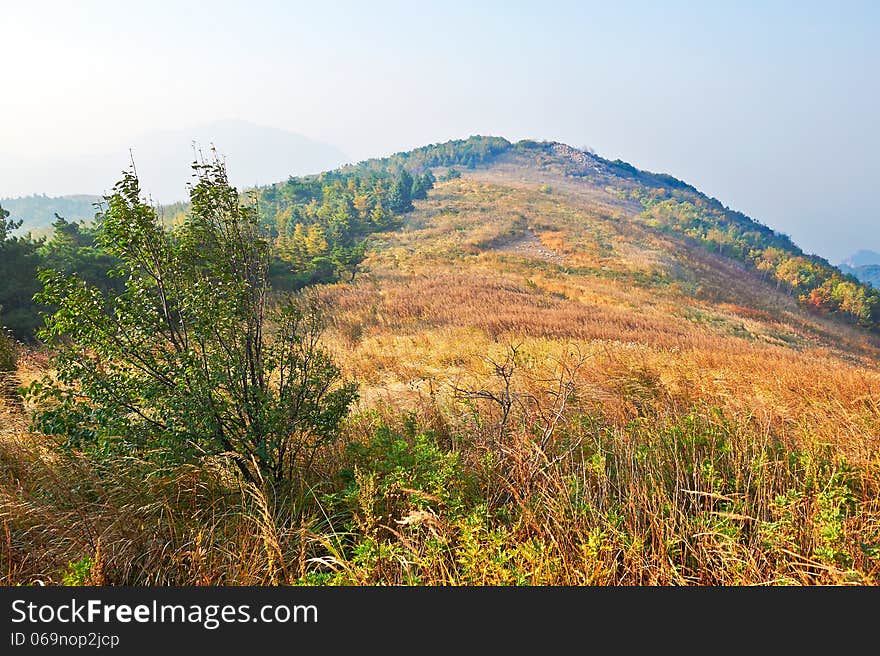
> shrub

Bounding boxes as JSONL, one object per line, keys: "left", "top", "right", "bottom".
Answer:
{"left": 28, "top": 159, "right": 357, "bottom": 491}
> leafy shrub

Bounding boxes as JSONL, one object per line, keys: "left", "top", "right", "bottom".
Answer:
{"left": 343, "top": 415, "right": 466, "bottom": 517}
{"left": 61, "top": 556, "right": 92, "bottom": 586}
{"left": 28, "top": 160, "right": 357, "bottom": 491}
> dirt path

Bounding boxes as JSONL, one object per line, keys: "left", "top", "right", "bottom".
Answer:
{"left": 491, "top": 229, "right": 564, "bottom": 264}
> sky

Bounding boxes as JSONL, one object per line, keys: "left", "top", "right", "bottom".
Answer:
{"left": 1, "top": 1, "right": 878, "bottom": 262}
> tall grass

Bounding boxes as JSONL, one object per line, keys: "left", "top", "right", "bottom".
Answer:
{"left": 2, "top": 338, "right": 878, "bottom": 585}
{"left": 1, "top": 173, "right": 878, "bottom": 585}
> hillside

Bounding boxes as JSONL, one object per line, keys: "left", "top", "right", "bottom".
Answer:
{"left": 326, "top": 155, "right": 880, "bottom": 370}
{"left": 2, "top": 137, "right": 879, "bottom": 586}
{"left": 256, "top": 136, "right": 880, "bottom": 337}
{"left": 0, "top": 194, "right": 102, "bottom": 233}
{"left": 315, "top": 139, "right": 880, "bottom": 472}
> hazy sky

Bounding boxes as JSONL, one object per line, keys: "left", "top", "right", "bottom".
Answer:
{"left": 2, "top": 1, "right": 878, "bottom": 261}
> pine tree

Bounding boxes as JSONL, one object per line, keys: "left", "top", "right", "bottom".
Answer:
{"left": 388, "top": 170, "right": 413, "bottom": 213}
{"left": 411, "top": 171, "right": 435, "bottom": 200}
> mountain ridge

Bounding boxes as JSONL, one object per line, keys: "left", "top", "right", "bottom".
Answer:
{"left": 0, "top": 193, "right": 103, "bottom": 234}
{"left": 842, "top": 249, "right": 880, "bottom": 268}
{"left": 265, "top": 135, "right": 879, "bottom": 338}
{"left": 4, "top": 134, "right": 877, "bottom": 341}
{"left": 840, "top": 250, "right": 880, "bottom": 289}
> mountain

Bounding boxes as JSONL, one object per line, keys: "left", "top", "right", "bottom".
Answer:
{"left": 842, "top": 250, "right": 880, "bottom": 268}
{"left": 839, "top": 250, "right": 880, "bottom": 288}
{"left": 0, "top": 194, "right": 103, "bottom": 234}
{"left": 4, "top": 136, "right": 880, "bottom": 586}
{"left": 841, "top": 263, "right": 880, "bottom": 289}
{"left": 250, "top": 136, "right": 880, "bottom": 339}
{"left": 280, "top": 137, "right": 880, "bottom": 583}
{"left": 0, "top": 120, "right": 349, "bottom": 210}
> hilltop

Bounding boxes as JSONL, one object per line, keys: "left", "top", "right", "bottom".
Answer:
{"left": 254, "top": 135, "right": 880, "bottom": 343}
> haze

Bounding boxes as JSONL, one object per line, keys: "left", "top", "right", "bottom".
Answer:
{"left": 2, "top": 1, "right": 877, "bottom": 262}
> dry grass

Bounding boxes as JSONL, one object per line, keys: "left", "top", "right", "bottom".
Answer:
{"left": 2, "top": 171, "right": 879, "bottom": 585}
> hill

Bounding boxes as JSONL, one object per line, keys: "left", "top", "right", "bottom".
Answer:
{"left": 843, "top": 250, "right": 880, "bottom": 268}
{"left": 0, "top": 194, "right": 103, "bottom": 234}
{"left": 841, "top": 264, "right": 880, "bottom": 289}
{"left": 2, "top": 136, "right": 879, "bottom": 586}
{"left": 841, "top": 251, "right": 880, "bottom": 288}
{"left": 252, "top": 136, "right": 880, "bottom": 334}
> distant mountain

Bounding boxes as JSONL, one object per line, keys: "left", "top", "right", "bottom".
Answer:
{"left": 840, "top": 263, "right": 880, "bottom": 288}
{"left": 846, "top": 265, "right": 880, "bottom": 288}
{"left": 0, "top": 120, "right": 349, "bottom": 209}
{"left": 0, "top": 194, "right": 103, "bottom": 233}
{"left": 839, "top": 250, "right": 880, "bottom": 288}
{"left": 842, "top": 250, "right": 880, "bottom": 268}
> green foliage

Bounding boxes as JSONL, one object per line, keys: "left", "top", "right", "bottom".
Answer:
{"left": 387, "top": 170, "right": 414, "bottom": 213}
{"left": 0, "top": 206, "right": 122, "bottom": 340}
{"left": 442, "top": 167, "right": 462, "bottom": 181}
{"left": 760, "top": 451, "right": 859, "bottom": 570}
{"left": 0, "top": 194, "right": 101, "bottom": 232}
{"left": 633, "top": 190, "right": 880, "bottom": 328}
{"left": 313, "top": 415, "right": 475, "bottom": 583}
{"left": 258, "top": 165, "right": 427, "bottom": 289}
{"left": 61, "top": 556, "right": 93, "bottom": 586}
{"left": 28, "top": 161, "right": 358, "bottom": 489}
{"left": 0, "top": 204, "right": 43, "bottom": 339}
{"left": 411, "top": 170, "right": 435, "bottom": 200}
{"left": 255, "top": 140, "right": 493, "bottom": 288}
{"left": 38, "top": 216, "right": 123, "bottom": 296}
{"left": 344, "top": 416, "right": 466, "bottom": 512}
{"left": 347, "top": 135, "right": 510, "bottom": 173}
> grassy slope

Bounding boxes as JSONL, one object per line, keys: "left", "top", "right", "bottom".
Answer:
{"left": 325, "top": 160, "right": 880, "bottom": 397}
{"left": 2, "top": 146, "right": 879, "bottom": 585}
{"left": 309, "top": 157, "right": 880, "bottom": 583}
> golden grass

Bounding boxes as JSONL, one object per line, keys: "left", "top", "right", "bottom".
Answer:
{"left": 2, "top": 171, "right": 879, "bottom": 585}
